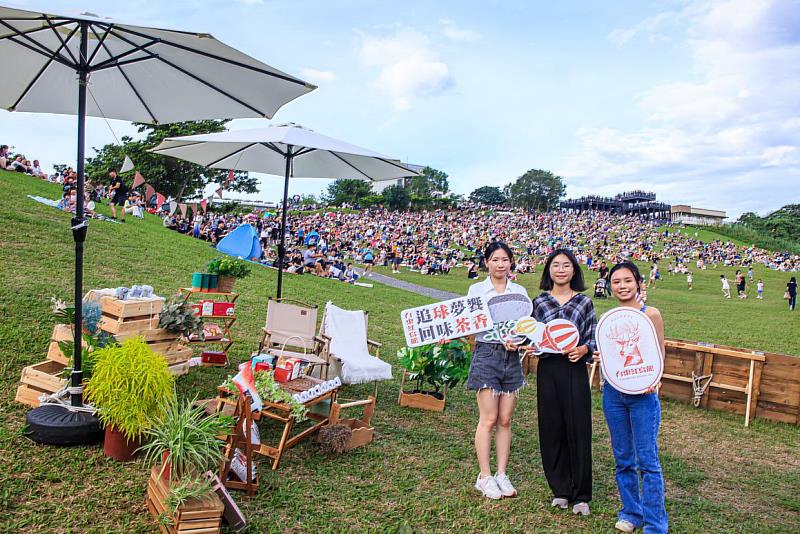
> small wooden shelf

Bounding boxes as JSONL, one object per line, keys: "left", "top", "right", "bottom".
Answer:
{"left": 179, "top": 288, "right": 238, "bottom": 354}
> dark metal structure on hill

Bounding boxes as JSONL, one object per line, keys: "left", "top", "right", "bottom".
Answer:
{"left": 560, "top": 190, "right": 671, "bottom": 220}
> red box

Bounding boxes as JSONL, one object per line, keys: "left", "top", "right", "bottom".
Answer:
{"left": 213, "top": 302, "right": 235, "bottom": 317}
{"left": 191, "top": 303, "right": 203, "bottom": 316}
{"left": 274, "top": 366, "right": 292, "bottom": 383}
{"left": 254, "top": 361, "right": 272, "bottom": 373}
{"left": 201, "top": 351, "right": 228, "bottom": 365}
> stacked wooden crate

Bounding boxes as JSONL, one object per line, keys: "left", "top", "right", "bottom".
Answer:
{"left": 99, "top": 296, "right": 192, "bottom": 376}
{"left": 146, "top": 466, "right": 224, "bottom": 534}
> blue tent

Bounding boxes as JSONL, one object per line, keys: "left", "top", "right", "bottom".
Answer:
{"left": 216, "top": 224, "right": 263, "bottom": 261}
{"left": 304, "top": 230, "right": 320, "bottom": 246}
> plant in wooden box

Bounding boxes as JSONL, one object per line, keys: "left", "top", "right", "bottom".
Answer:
{"left": 207, "top": 256, "right": 251, "bottom": 292}
{"left": 397, "top": 339, "right": 473, "bottom": 411}
{"left": 158, "top": 299, "right": 204, "bottom": 341}
{"left": 85, "top": 337, "right": 174, "bottom": 461}
{"left": 220, "top": 371, "right": 308, "bottom": 421}
{"left": 138, "top": 396, "right": 232, "bottom": 528}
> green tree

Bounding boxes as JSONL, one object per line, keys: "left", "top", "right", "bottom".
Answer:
{"left": 469, "top": 186, "right": 506, "bottom": 205}
{"left": 322, "top": 179, "right": 373, "bottom": 206}
{"left": 85, "top": 120, "right": 255, "bottom": 201}
{"left": 506, "top": 169, "right": 566, "bottom": 211}
{"left": 409, "top": 166, "right": 449, "bottom": 208}
{"left": 382, "top": 184, "right": 411, "bottom": 210}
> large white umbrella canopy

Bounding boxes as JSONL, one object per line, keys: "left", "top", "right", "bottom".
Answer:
{"left": 0, "top": 4, "right": 315, "bottom": 413}
{"left": 0, "top": 5, "right": 315, "bottom": 121}
{"left": 151, "top": 123, "right": 420, "bottom": 297}
{"left": 150, "top": 123, "right": 416, "bottom": 181}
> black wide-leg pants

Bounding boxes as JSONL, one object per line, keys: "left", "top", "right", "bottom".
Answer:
{"left": 536, "top": 355, "right": 593, "bottom": 503}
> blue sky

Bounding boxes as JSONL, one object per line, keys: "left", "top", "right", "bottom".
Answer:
{"left": 2, "top": 0, "right": 798, "bottom": 218}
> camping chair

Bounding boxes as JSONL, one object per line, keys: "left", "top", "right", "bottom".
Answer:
{"left": 316, "top": 302, "right": 392, "bottom": 435}
{"left": 318, "top": 302, "right": 393, "bottom": 393}
{"left": 258, "top": 298, "right": 329, "bottom": 378}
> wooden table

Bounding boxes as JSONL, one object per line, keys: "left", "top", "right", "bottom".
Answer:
{"left": 218, "top": 376, "right": 338, "bottom": 471}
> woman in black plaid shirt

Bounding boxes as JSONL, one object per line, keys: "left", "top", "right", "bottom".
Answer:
{"left": 532, "top": 248, "right": 597, "bottom": 516}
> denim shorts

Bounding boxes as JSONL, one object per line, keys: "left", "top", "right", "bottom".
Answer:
{"left": 466, "top": 342, "right": 525, "bottom": 395}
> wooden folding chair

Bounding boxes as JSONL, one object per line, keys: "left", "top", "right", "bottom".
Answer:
{"left": 257, "top": 297, "right": 329, "bottom": 379}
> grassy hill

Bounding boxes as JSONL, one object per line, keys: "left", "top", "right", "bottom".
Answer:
{"left": 1, "top": 171, "right": 798, "bottom": 532}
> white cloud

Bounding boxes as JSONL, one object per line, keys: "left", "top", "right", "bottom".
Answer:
{"left": 300, "top": 68, "right": 336, "bottom": 83}
{"left": 357, "top": 27, "right": 454, "bottom": 112}
{"left": 440, "top": 18, "right": 480, "bottom": 41}
{"left": 569, "top": 0, "right": 800, "bottom": 217}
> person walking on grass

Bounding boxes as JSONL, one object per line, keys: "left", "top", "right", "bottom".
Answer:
{"left": 721, "top": 275, "right": 731, "bottom": 299}
{"left": 757, "top": 279, "right": 764, "bottom": 299}
{"left": 466, "top": 242, "right": 528, "bottom": 500}
{"left": 736, "top": 269, "right": 747, "bottom": 299}
{"left": 687, "top": 271, "right": 693, "bottom": 291}
{"left": 532, "top": 248, "right": 597, "bottom": 516}
{"left": 108, "top": 169, "right": 127, "bottom": 222}
{"left": 603, "top": 261, "right": 668, "bottom": 534}
{"left": 788, "top": 277, "right": 797, "bottom": 311}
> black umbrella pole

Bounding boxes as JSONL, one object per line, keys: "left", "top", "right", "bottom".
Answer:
{"left": 71, "top": 22, "right": 89, "bottom": 407}
{"left": 276, "top": 149, "right": 293, "bottom": 299}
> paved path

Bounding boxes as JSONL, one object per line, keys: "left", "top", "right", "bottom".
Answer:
{"left": 358, "top": 270, "right": 458, "bottom": 301}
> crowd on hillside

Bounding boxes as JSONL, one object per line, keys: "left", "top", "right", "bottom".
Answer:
{"left": 6, "top": 143, "right": 797, "bottom": 275}
{"left": 159, "top": 207, "right": 799, "bottom": 276}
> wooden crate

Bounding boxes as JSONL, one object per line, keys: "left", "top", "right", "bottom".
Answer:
{"left": 168, "top": 361, "right": 190, "bottom": 377}
{"left": 20, "top": 360, "right": 68, "bottom": 393}
{"left": 15, "top": 384, "right": 49, "bottom": 408}
{"left": 161, "top": 346, "right": 193, "bottom": 365}
{"left": 146, "top": 466, "right": 223, "bottom": 534}
{"left": 48, "top": 324, "right": 86, "bottom": 365}
{"left": 100, "top": 296, "right": 164, "bottom": 318}
{"left": 398, "top": 391, "right": 446, "bottom": 412}
{"left": 100, "top": 314, "right": 160, "bottom": 335}
{"left": 115, "top": 327, "right": 176, "bottom": 343}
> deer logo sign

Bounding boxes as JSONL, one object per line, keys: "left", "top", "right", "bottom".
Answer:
{"left": 607, "top": 322, "right": 643, "bottom": 368}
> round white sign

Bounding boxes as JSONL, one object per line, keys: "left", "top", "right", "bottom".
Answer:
{"left": 596, "top": 307, "right": 663, "bottom": 394}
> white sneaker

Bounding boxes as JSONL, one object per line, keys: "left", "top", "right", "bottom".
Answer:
{"left": 551, "top": 498, "right": 568, "bottom": 509}
{"left": 573, "top": 502, "right": 591, "bottom": 516}
{"left": 494, "top": 472, "right": 517, "bottom": 497}
{"left": 615, "top": 519, "right": 636, "bottom": 532}
{"left": 474, "top": 474, "right": 502, "bottom": 500}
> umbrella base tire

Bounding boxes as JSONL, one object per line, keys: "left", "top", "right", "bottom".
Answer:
{"left": 103, "top": 425, "right": 143, "bottom": 461}
{"left": 24, "top": 404, "right": 103, "bottom": 446}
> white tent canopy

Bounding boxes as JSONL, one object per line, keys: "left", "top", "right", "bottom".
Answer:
{"left": 150, "top": 123, "right": 416, "bottom": 181}
{"left": 0, "top": 5, "right": 315, "bottom": 122}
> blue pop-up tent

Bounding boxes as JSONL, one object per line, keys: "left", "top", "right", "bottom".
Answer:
{"left": 217, "top": 223, "right": 263, "bottom": 261}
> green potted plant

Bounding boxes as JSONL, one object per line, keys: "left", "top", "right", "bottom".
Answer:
{"left": 85, "top": 337, "right": 175, "bottom": 461}
{"left": 158, "top": 299, "right": 204, "bottom": 341}
{"left": 397, "top": 338, "right": 472, "bottom": 411}
{"left": 138, "top": 397, "right": 232, "bottom": 529}
{"left": 206, "top": 256, "right": 251, "bottom": 292}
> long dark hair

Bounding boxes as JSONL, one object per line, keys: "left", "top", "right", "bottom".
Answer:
{"left": 608, "top": 261, "right": 643, "bottom": 292}
{"left": 484, "top": 241, "right": 514, "bottom": 265}
{"left": 540, "top": 248, "right": 586, "bottom": 291}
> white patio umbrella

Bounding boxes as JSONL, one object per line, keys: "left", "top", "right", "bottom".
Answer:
{"left": 150, "top": 123, "right": 419, "bottom": 297}
{"left": 0, "top": 4, "right": 314, "bottom": 431}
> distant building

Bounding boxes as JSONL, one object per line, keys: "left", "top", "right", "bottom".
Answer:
{"left": 209, "top": 198, "right": 277, "bottom": 210}
{"left": 670, "top": 205, "right": 726, "bottom": 226}
{"left": 560, "top": 190, "right": 671, "bottom": 220}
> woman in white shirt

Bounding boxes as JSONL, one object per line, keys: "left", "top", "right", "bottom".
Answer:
{"left": 466, "top": 242, "right": 529, "bottom": 500}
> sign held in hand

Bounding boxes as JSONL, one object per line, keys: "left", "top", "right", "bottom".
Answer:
{"left": 400, "top": 296, "right": 494, "bottom": 348}
{"left": 596, "top": 307, "right": 663, "bottom": 394}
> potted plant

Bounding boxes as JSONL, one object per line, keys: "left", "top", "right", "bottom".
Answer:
{"left": 158, "top": 299, "right": 204, "bottom": 342}
{"left": 85, "top": 337, "right": 175, "bottom": 461}
{"left": 207, "top": 256, "right": 251, "bottom": 292}
{"left": 397, "top": 338, "right": 472, "bottom": 412}
{"left": 138, "top": 395, "right": 232, "bottom": 530}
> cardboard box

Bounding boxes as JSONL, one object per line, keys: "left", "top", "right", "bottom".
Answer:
{"left": 201, "top": 351, "right": 228, "bottom": 366}
{"left": 213, "top": 302, "right": 235, "bottom": 317}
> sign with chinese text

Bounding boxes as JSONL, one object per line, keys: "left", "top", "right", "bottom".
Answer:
{"left": 401, "top": 296, "right": 494, "bottom": 347}
{"left": 596, "top": 307, "right": 663, "bottom": 394}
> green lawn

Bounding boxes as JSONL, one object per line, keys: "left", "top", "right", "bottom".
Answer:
{"left": 1, "top": 172, "right": 798, "bottom": 533}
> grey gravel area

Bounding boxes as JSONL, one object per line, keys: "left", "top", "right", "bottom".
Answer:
{"left": 357, "top": 270, "right": 458, "bottom": 301}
